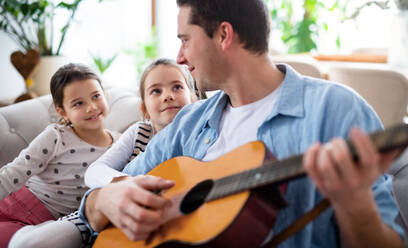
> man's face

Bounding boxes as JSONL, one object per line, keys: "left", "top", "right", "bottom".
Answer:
{"left": 176, "top": 6, "right": 224, "bottom": 92}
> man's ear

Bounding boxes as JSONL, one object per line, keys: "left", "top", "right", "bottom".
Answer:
{"left": 216, "top": 22, "right": 234, "bottom": 51}
{"left": 140, "top": 103, "right": 150, "bottom": 120}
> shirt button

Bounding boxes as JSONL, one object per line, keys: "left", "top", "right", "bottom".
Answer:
{"left": 204, "top": 138, "right": 210, "bottom": 144}
{"left": 10, "top": 128, "right": 15, "bottom": 133}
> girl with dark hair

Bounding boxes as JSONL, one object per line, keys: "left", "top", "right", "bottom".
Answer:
{"left": 10, "top": 58, "right": 197, "bottom": 248}
{"left": 0, "top": 63, "right": 120, "bottom": 247}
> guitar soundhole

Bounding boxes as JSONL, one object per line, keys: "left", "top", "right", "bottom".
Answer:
{"left": 180, "top": 179, "right": 213, "bottom": 214}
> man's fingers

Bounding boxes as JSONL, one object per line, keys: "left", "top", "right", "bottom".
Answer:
{"left": 120, "top": 209, "right": 161, "bottom": 234}
{"left": 122, "top": 225, "right": 151, "bottom": 242}
{"left": 92, "top": 176, "right": 175, "bottom": 243}
{"left": 317, "top": 145, "right": 341, "bottom": 191}
{"left": 135, "top": 175, "right": 175, "bottom": 191}
{"left": 349, "top": 127, "right": 378, "bottom": 169}
{"left": 126, "top": 176, "right": 174, "bottom": 209}
{"left": 122, "top": 198, "right": 164, "bottom": 224}
{"left": 304, "top": 143, "right": 323, "bottom": 189}
{"left": 329, "top": 138, "right": 355, "bottom": 182}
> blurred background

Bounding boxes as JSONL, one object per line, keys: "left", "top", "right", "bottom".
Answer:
{"left": 0, "top": 0, "right": 402, "bottom": 103}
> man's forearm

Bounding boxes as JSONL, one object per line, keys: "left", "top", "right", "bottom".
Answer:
{"left": 333, "top": 191, "right": 404, "bottom": 248}
{"left": 85, "top": 189, "right": 110, "bottom": 232}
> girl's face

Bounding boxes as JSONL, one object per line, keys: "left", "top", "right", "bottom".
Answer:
{"left": 56, "top": 79, "right": 109, "bottom": 132}
{"left": 143, "top": 65, "right": 193, "bottom": 131}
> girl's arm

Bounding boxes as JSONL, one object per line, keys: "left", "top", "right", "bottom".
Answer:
{"left": 0, "top": 125, "right": 58, "bottom": 199}
{"left": 85, "top": 122, "right": 151, "bottom": 188}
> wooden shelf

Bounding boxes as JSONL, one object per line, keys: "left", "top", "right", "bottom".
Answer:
{"left": 313, "top": 54, "right": 387, "bottom": 63}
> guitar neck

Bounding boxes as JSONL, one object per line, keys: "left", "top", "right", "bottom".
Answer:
{"left": 206, "top": 124, "right": 408, "bottom": 202}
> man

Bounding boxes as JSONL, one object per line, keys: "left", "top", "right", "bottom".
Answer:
{"left": 80, "top": 0, "right": 405, "bottom": 247}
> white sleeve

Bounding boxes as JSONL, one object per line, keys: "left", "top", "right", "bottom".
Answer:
{"left": 84, "top": 123, "right": 142, "bottom": 188}
{"left": 0, "top": 125, "right": 58, "bottom": 199}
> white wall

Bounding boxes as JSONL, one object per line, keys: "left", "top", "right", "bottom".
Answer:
{"left": 156, "top": 0, "right": 179, "bottom": 60}
{"left": 0, "top": 33, "right": 25, "bottom": 102}
{"left": 61, "top": 0, "right": 151, "bottom": 90}
{"left": 316, "top": 1, "right": 396, "bottom": 54}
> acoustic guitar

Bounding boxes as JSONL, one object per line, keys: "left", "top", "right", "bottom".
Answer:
{"left": 93, "top": 124, "right": 408, "bottom": 248}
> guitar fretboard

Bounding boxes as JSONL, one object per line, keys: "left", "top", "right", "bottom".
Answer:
{"left": 206, "top": 155, "right": 303, "bottom": 201}
{"left": 205, "top": 124, "right": 408, "bottom": 202}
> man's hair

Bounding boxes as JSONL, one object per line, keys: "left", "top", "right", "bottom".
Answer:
{"left": 176, "top": 0, "right": 270, "bottom": 55}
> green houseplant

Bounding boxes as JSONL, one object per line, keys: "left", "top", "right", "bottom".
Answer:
{"left": 265, "top": 0, "right": 338, "bottom": 53}
{"left": 125, "top": 27, "right": 159, "bottom": 76}
{"left": 266, "top": 0, "right": 319, "bottom": 53}
{"left": 90, "top": 53, "right": 117, "bottom": 75}
{"left": 0, "top": 0, "right": 104, "bottom": 96}
{"left": 0, "top": 0, "right": 89, "bottom": 56}
{"left": 264, "top": 0, "right": 392, "bottom": 54}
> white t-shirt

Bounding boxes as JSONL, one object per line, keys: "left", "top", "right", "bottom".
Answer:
{"left": 203, "top": 86, "right": 281, "bottom": 162}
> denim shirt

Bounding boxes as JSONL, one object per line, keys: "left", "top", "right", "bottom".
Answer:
{"left": 80, "top": 64, "right": 405, "bottom": 246}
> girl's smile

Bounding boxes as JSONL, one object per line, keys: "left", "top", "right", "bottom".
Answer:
{"left": 160, "top": 105, "right": 181, "bottom": 112}
{"left": 85, "top": 112, "right": 104, "bottom": 121}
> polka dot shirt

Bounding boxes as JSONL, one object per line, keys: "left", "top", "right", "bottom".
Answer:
{"left": 0, "top": 124, "right": 120, "bottom": 218}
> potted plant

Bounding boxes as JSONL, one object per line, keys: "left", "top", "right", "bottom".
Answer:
{"left": 125, "top": 27, "right": 159, "bottom": 76}
{"left": 0, "top": 0, "right": 96, "bottom": 96}
{"left": 90, "top": 53, "right": 117, "bottom": 76}
{"left": 264, "top": 0, "right": 351, "bottom": 54}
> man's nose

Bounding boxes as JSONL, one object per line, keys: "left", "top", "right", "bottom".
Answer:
{"left": 177, "top": 47, "right": 186, "bottom": 65}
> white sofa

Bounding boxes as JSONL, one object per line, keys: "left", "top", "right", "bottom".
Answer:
{"left": 0, "top": 87, "right": 142, "bottom": 166}
{"left": 1, "top": 86, "right": 407, "bottom": 238}
{"left": 390, "top": 149, "right": 408, "bottom": 236}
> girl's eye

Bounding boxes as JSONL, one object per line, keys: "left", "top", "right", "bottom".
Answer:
{"left": 151, "top": 89, "right": 161, "bottom": 95}
{"left": 92, "top": 93, "right": 101, "bottom": 99}
{"left": 73, "top": 101, "right": 82, "bottom": 107}
{"left": 173, "top": 84, "right": 183, "bottom": 91}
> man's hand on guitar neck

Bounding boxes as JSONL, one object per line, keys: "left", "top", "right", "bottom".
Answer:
{"left": 304, "top": 127, "right": 404, "bottom": 248}
{"left": 85, "top": 175, "right": 174, "bottom": 241}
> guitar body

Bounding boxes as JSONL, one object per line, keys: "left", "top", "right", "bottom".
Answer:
{"left": 93, "top": 123, "right": 408, "bottom": 247}
{"left": 93, "top": 141, "right": 284, "bottom": 248}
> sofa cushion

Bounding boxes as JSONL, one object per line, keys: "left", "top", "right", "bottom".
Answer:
{"left": 389, "top": 148, "right": 408, "bottom": 234}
